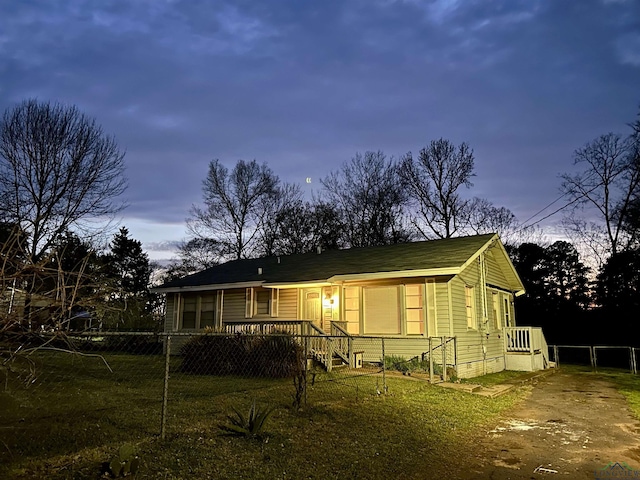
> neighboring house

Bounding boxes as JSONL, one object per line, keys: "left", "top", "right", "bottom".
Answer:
{"left": 153, "top": 233, "right": 550, "bottom": 378}
{"left": 1, "top": 286, "right": 57, "bottom": 329}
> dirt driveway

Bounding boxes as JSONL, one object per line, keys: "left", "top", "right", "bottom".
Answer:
{"left": 452, "top": 370, "right": 640, "bottom": 479}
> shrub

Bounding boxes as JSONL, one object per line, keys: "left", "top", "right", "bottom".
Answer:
{"left": 384, "top": 355, "right": 441, "bottom": 375}
{"left": 180, "top": 332, "right": 304, "bottom": 378}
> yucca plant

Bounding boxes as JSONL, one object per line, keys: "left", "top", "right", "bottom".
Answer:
{"left": 219, "top": 400, "right": 275, "bottom": 438}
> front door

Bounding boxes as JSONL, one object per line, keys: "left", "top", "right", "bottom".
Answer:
{"left": 304, "top": 289, "right": 322, "bottom": 328}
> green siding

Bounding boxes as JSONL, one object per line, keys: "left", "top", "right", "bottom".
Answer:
{"left": 221, "top": 289, "right": 246, "bottom": 322}
{"left": 484, "top": 250, "right": 509, "bottom": 287}
{"left": 278, "top": 289, "right": 298, "bottom": 319}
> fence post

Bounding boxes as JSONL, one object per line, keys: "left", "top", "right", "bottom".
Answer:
{"left": 161, "top": 334, "right": 171, "bottom": 440}
{"left": 553, "top": 345, "right": 559, "bottom": 368}
{"left": 381, "top": 338, "right": 386, "bottom": 394}
{"left": 631, "top": 347, "right": 637, "bottom": 375}
{"left": 589, "top": 346, "right": 596, "bottom": 371}
{"left": 304, "top": 335, "right": 309, "bottom": 406}
{"left": 442, "top": 336, "right": 447, "bottom": 382}
{"left": 429, "top": 337, "right": 434, "bottom": 384}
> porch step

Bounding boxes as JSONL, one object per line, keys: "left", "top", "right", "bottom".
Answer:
{"left": 435, "top": 382, "right": 514, "bottom": 398}
{"left": 332, "top": 357, "right": 347, "bottom": 367}
{"left": 436, "top": 382, "right": 483, "bottom": 394}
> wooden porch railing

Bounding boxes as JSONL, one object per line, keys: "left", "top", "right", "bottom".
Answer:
{"left": 222, "top": 319, "right": 353, "bottom": 372}
{"left": 330, "top": 322, "right": 352, "bottom": 367}
{"left": 505, "top": 326, "right": 550, "bottom": 367}
{"left": 307, "top": 322, "right": 335, "bottom": 371}
{"left": 223, "top": 319, "right": 312, "bottom": 335}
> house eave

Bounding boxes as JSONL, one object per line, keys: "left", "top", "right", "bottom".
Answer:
{"left": 262, "top": 281, "right": 333, "bottom": 289}
{"left": 328, "top": 267, "right": 461, "bottom": 283}
{"left": 151, "top": 281, "right": 264, "bottom": 294}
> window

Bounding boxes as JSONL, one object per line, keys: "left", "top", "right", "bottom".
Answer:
{"left": 465, "top": 286, "right": 476, "bottom": 329}
{"left": 492, "top": 292, "right": 501, "bottom": 330}
{"left": 363, "top": 286, "right": 400, "bottom": 335}
{"left": 181, "top": 293, "right": 219, "bottom": 329}
{"left": 503, "top": 297, "right": 511, "bottom": 327}
{"left": 255, "top": 290, "right": 270, "bottom": 315}
{"left": 182, "top": 296, "right": 197, "bottom": 329}
{"left": 344, "top": 286, "right": 360, "bottom": 334}
{"left": 245, "top": 287, "right": 279, "bottom": 318}
{"left": 405, "top": 284, "right": 424, "bottom": 335}
{"left": 200, "top": 294, "right": 215, "bottom": 328}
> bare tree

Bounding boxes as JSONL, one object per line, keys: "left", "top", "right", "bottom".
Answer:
{"left": 257, "top": 182, "right": 304, "bottom": 256}
{"left": 561, "top": 132, "right": 640, "bottom": 261}
{"left": 465, "top": 197, "right": 520, "bottom": 243}
{"left": 320, "top": 151, "right": 409, "bottom": 247}
{"left": 0, "top": 99, "right": 127, "bottom": 264}
{"left": 400, "top": 139, "right": 475, "bottom": 239}
{"left": 189, "top": 159, "right": 278, "bottom": 260}
{"left": 260, "top": 198, "right": 345, "bottom": 256}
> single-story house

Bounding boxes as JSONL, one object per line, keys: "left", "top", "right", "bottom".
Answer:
{"left": 153, "top": 233, "right": 550, "bottom": 378}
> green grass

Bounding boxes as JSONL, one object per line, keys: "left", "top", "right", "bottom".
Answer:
{"left": 1, "top": 352, "right": 529, "bottom": 479}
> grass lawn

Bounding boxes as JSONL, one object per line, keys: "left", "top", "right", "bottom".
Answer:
{"left": 2, "top": 352, "right": 531, "bottom": 479}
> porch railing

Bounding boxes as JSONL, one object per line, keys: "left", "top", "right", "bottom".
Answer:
{"left": 308, "top": 322, "right": 334, "bottom": 371}
{"left": 223, "top": 319, "right": 311, "bottom": 335}
{"left": 504, "top": 326, "right": 549, "bottom": 367}
{"left": 330, "top": 322, "right": 352, "bottom": 366}
{"left": 222, "top": 319, "right": 351, "bottom": 372}
{"left": 505, "top": 326, "right": 539, "bottom": 352}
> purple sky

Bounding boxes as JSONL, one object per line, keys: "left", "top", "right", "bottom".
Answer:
{"left": 1, "top": 0, "right": 639, "bottom": 260}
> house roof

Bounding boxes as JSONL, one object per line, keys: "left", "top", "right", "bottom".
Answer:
{"left": 154, "top": 233, "right": 525, "bottom": 295}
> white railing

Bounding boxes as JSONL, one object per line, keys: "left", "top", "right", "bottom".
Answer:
{"left": 330, "top": 322, "right": 352, "bottom": 366}
{"left": 504, "top": 326, "right": 551, "bottom": 371}
{"left": 222, "top": 319, "right": 338, "bottom": 371}
{"left": 504, "top": 326, "right": 542, "bottom": 353}
{"left": 308, "top": 322, "right": 334, "bottom": 371}
{"left": 223, "top": 319, "right": 310, "bottom": 335}
{"left": 539, "top": 329, "right": 549, "bottom": 368}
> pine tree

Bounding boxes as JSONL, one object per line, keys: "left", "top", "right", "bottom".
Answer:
{"left": 102, "top": 227, "right": 153, "bottom": 330}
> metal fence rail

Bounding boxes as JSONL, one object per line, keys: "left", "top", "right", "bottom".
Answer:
{"left": 550, "top": 344, "right": 638, "bottom": 374}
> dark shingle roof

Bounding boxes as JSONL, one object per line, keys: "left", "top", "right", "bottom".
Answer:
{"left": 157, "top": 234, "right": 498, "bottom": 290}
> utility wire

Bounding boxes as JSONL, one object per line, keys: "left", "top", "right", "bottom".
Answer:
{"left": 516, "top": 181, "right": 603, "bottom": 232}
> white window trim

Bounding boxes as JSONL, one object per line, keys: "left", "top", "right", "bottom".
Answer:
{"left": 245, "top": 287, "right": 279, "bottom": 318}
{"left": 503, "top": 296, "right": 511, "bottom": 327}
{"left": 180, "top": 292, "right": 222, "bottom": 330}
{"left": 465, "top": 285, "right": 477, "bottom": 330}
{"left": 404, "top": 284, "right": 426, "bottom": 336}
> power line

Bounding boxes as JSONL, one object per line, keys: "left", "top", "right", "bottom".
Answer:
{"left": 516, "top": 171, "right": 601, "bottom": 232}
{"left": 519, "top": 193, "right": 568, "bottom": 226}
{"left": 517, "top": 180, "right": 603, "bottom": 232}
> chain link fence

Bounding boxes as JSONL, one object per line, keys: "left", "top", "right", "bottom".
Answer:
{"left": 1, "top": 331, "right": 454, "bottom": 476}
{"left": 550, "top": 344, "right": 639, "bottom": 374}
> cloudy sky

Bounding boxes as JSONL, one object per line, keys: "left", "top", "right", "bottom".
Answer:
{"left": 1, "top": 0, "right": 639, "bottom": 260}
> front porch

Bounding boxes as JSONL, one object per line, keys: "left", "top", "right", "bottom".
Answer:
{"left": 223, "top": 319, "right": 457, "bottom": 375}
{"left": 504, "top": 326, "right": 551, "bottom": 372}
{"left": 221, "top": 321, "right": 552, "bottom": 377}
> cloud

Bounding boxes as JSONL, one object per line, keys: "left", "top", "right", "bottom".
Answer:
{"left": 1, "top": 0, "right": 639, "bottom": 252}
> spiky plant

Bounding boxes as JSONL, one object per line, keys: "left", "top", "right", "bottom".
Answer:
{"left": 219, "top": 400, "right": 275, "bottom": 438}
